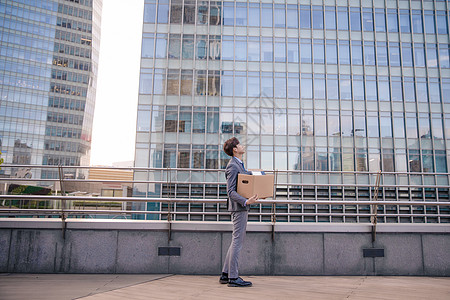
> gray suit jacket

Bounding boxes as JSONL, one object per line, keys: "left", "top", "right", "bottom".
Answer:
{"left": 225, "top": 157, "right": 252, "bottom": 212}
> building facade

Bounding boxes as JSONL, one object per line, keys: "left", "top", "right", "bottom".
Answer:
{"left": 0, "top": 0, "right": 102, "bottom": 179}
{"left": 135, "top": 0, "right": 450, "bottom": 223}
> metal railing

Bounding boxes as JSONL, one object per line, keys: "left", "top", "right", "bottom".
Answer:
{"left": 0, "top": 165, "right": 449, "bottom": 228}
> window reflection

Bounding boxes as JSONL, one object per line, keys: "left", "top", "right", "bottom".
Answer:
{"left": 182, "top": 34, "right": 194, "bottom": 59}
{"left": 168, "top": 34, "right": 181, "bottom": 59}
{"left": 261, "top": 4, "right": 273, "bottom": 27}
{"left": 249, "top": 3, "right": 260, "bottom": 27}
{"left": 170, "top": 0, "right": 183, "bottom": 24}
{"left": 184, "top": 0, "right": 196, "bottom": 24}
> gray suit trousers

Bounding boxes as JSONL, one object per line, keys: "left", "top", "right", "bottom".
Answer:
{"left": 222, "top": 210, "right": 248, "bottom": 278}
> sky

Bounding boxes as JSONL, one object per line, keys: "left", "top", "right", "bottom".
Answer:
{"left": 90, "top": 0, "right": 145, "bottom": 166}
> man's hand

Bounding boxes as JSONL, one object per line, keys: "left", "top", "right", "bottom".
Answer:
{"left": 246, "top": 194, "right": 259, "bottom": 205}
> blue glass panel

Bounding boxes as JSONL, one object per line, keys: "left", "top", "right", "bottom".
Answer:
{"left": 327, "top": 77, "right": 338, "bottom": 100}
{"left": 144, "top": 4, "right": 156, "bottom": 23}
{"left": 325, "top": 7, "right": 336, "bottom": 30}
{"left": 287, "top": 5, "right": 298, "bottom": 29}
{"left": 300, "top": 6, "right": 311, "bottom": 29}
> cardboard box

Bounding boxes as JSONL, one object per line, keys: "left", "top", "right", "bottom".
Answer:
{"left": 237, "top": 173, "right": 274, "bottom": 199}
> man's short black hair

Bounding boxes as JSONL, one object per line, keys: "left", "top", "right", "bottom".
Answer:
{"left": 223, "top": 137, "right": 240, "bottom": 157}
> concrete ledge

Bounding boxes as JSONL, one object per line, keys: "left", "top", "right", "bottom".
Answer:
{"left": 0, "top": 219, "right": 449, "bottom": 233}
{"left": 0, "top": 222, "right": 449, "bottom": 275}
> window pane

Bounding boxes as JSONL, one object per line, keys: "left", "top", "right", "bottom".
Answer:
{"left": 339, "top": 77, "right": 351, "bottom": 100}
{"left": 181, "top": 70, "right": 192, "bottom": 95}
{"left": 364, "top": 42, "right": 375, "bottom": 65}
{"left": 327, "top": 77, "right": 339, "bottom": 100}
{"left": 248, "top": 39, "right": 260, "bottom": 61}
{"left": 197, "top": 1, "right": 208, "bottom": 25}
{"left": 367, "top": 116, "right": 379, "bottom": 137}
{"left": 353, "top": 79, "right": 364, "bottom": 100}
{"left": 235, "top": 40, "right": 247, "bottom": 61}
{"left": 168, "top": 34, "right": 180, "bottom": 58}
{"left": 157, "top": 1, "right": 169, "bottom": 23}
{"left": 155, "top": 35, "right": 168, "bottom": 58}
{"left": 325, "top": 7, "right": 336, "bottom": 30}
{"left": 287, "top": 5, "right": 298, "bottom": 29}
{"left": 301, "top": 40, "right": 312, "bottom": 63}
{"left": 170, "top": 0, "right": 182, "bottom": 24}
{"left": 262, "top": 40, "right": 273, "bottom": 62}
{"left": 424, "top": 12, "right": 435, "bottom": 34}
{"left": 261, "top": 4, "right": 272, "bottom": 27}
{"left": 427, "top": 44, "right": 438, "bottom": 68}
{"left": 312, "top": 7, "right": 323, "bottom": 29}
{"left": 380, "top": 116, "right": 392, "bottom": 137}
{"left": 234, "top": 75, "right": 246, "bottom": 97}
{"left": 339, "top": 41, "right": 350, "bottom": 64}
{"left": 261, "top": 75, "right": 273, "bottom": 97}
{"left": 313, "top": 40, "right": 324, "bottom": 64}
{"left": 183, "top": 0, "right": 195, "bottom": 24}
{"left": 400, "top": 11, "right": 411, "bottom": 33}
{"left": 363, "top": 10, "right": 373, "bottom": 32}
{"left": 439, "top": 47, "right": 450, "bottom": 68}
{"left": 210, "top": 2, "right": 222, "bottom": 25}
{"left": 375, "top": 11, "right": 386, "bottom": 32}
{"left": 142, "top": 36, "right": 154, "bottom": 58}
{"left": 416, "top": 81, "right": 428, "bottom": 103}
{"left": 144, "top": 4, "right": 156, "bottom": 23}
{"left": 182, "top": 35, "right": 194, "bottom": 59}
{"left": 196, "top": 35, "right": 207, "bottom": 59}
{"left": 249, "top": 4, "right": 260, "bottom": 27}
{"left": 248, "top": 76, "right": 260, "bottom": 97}
{"left": 391, "top": 80, "right": 402, "bottom": 101}
{"left": 437, "top": 14, "right": 448, "bottom": 34}
{"left": 337, "top": 8, "right": 348, "bottom": 30}
{"left": 366, "top": 80, "right": 377, "bottom": 100}
{"left": 412, "top": 11, "right": 423, "bottom": 34}
{"left": 351, "top": 41, "right": 363, "bottom": 65}
{"left": 389, "top": 44, "right": 400, "bottom": 66}
{"left": 377, "top": 43, "right": 388, "bottom": 66}
{"left": 404, "top": 79, "right": 415, "bottom": 102}
{"left": 378, "top": 80, "right": 390, "bottom": 101}
{"left": 274, "top": 42, "right": 286, "bottom": 62}
{"left": 402, "top": 43, "right": 413, "bottom": 67}
{"left": 274, "top": 5, "right": 286, "bottom": 28}
{"left": 326, "top": 42, "right": 337, "bottom": 64}
{"left": 223, "top": 2, "right": 234, "bottom": 26}
{"left": 288, "top": 74, "right": 299, "bottom": 99}
{"left": 414, "top": 44, "right": 425, "bottom": 67}
{"left": 300, "top": 6, "right": 311, "bottom": 29}
{"left": 287, "top": 42, "right": 299, "bottom": 63}
{"left": 314, "top": 78, "right": 325, "bottom": 99}
{"left": 301, "top": 76, "right": 312, "bottom": 99}
{"left": 236, "top": 3, "right": 247, "bottom": 26}
{"left": 387, "top": 10, "right": 398, "bottom": 32}
{"left": 350, "top": 8, "right": 361, "bottom": 31}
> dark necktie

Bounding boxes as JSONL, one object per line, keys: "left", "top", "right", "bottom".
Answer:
{"left": 240, "top": 161, "right": 247, "bottom": 172}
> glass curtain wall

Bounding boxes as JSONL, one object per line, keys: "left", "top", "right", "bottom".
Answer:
{"left": 136, "top": 0, "right": 450, "bottom": 222}
{"left": 0, "top": 0, "right": 102, "bottom": 179}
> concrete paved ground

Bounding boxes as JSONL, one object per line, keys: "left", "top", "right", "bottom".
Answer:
{"left": 0, "top": 274, "right": 449, "bottom": 300}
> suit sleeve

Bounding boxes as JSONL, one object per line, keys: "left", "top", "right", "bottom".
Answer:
{"left": 226, "top": 163, "right": 248, "bottom": 207}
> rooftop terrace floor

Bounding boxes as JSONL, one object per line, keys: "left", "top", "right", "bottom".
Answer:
{"left": 0, "top": 273, "right": 449, "bottom": 300}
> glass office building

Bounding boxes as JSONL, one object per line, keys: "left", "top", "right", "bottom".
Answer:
{"left": 135, "top": 0, "right": 450, "bottom": 223}
{"left": 0, "top": 0, "right": 102, "bottom": 179}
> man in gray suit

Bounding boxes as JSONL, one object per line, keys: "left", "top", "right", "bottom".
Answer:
{"left": 219, "top": 137, "right": 258, "bottom": 287}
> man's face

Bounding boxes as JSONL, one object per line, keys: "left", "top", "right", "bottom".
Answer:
{"left": 233, "top": 143, "right": 245, "bottom": 156}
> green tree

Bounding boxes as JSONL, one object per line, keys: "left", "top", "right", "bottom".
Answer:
{"left": 0, "top": 151, "right": 3, "bottom": 169}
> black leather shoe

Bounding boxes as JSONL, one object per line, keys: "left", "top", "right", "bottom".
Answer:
{"left": 227, "top": 277, "right": 252, "bottom": 287}
{"left": 219, "top": 274, "right": 228, "bottom": 284}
